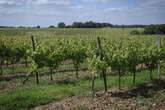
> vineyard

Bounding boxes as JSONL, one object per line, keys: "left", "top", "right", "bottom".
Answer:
{"left": 0, "top": 28, "right": 165, "bottom": 110}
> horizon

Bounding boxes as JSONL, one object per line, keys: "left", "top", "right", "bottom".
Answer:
{"left": 0, "top": 22, "right": 164, "bottom": 28}
{"left": 0, "top": 0, "right": 165, "bottom": 27}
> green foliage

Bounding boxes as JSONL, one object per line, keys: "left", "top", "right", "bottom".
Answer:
{"left": 130, "top": 30, "right": 141, "bottom": 35}
{"left": 0, "top": 39, "right": 30, "bottom": 65}
{"left": 49, "top": 25, "right": 55, "bottom": 28}
{"left": 144, "top": 24, "right": 165, "bottom": 35}
{"left": 58, "top": 22, "right": 66, "bottom": 28}
{"left": 44, "top": 45, "right": 63, "bottom": 70}
{"left": 36, "top": 25, "right": 40, "bottom": 28}
{"left": 88, "top": 55, "right": 108, "bottom": 76}
{"left": 71, "top": 21, "right": 113, "bottom": 28}
{"left": 69, "top": 39, "right": 87, "bottom": 67}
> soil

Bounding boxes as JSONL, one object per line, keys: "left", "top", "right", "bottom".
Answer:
{"left": 0, "top": 67, "right": 88, "bottom": 81}
{"left": 32, "top": 80, "right": 165, "bottom": 110}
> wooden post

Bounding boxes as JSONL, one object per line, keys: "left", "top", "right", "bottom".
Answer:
{"left": 133, "top": 71, "right": 136, "bottom": 85}
{"left": 23, "top": 72, "right": 33, "bottom": 85}
{"left": 31, "top": 35, "right": 39, "bottom": 84}
{"left": 63, "top": 39, "right": 66, "bottom": 69}
{"left": 157, "top": 38, "right": 161, "bottom": 80}
{"left": 119, "top": 38, "right": 123, "bottom": 90}
{"left": 76, "top": 65, "right": 78, "bottom": 78}
{"left": 25, "top": 58, "right": 28, "bottom": 67}
{"left": 118, "top": 70, "right": 121, "bottom": 90}
{"left": 12, "top": 61, "right": 14, "bottom": 73}
{"left": 97, "top": 37, "right": 107, "bottom": 92}
{"left": 91, "top": 75, "right": 96, "bottom": 97}
{"left": 0, "top": 40, "right": 3, "bottom": 75}
{"left": 104, "top": 38, "right": 106, "bottom": 44}
{"left": 31, "top": 36, "right": 36, "bottom": 51}
{"left": 0, "top": 61, "right": 3, "bottom": 75}
{"left": 120, "top": 38, "right": 123, "bottom": 48}
{"left": 50, "top": 68, "right": 53, "bottom": 81}
{"left": 64, "top": 61, "right": 66, "bottom": 69}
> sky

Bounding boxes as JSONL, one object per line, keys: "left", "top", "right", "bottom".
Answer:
{"left": 0, "top": 0, "right": 165, "bottom": 27}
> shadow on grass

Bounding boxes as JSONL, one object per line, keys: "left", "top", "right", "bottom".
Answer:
{"left": 55, "top": 75, "right": 91, "bottom": 85}
{"left": 56, "top": 79, "right": 77, "bottom": 85}
{"left": 109, "top": 79, "right": 165, "bottom": 99}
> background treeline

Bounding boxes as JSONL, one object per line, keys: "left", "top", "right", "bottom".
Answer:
{"left": 113, "top": 24, "right": 148, "bottom": 28}
{"left": 0, "top": 26, "right": 14, "bottom": 28}
{"left": 65, "top": 21, "right": 113, "bottom": 28}
{"left": 0, "top": 21, "right": 149, "bottom": 29}
{"left": 1, "top": 22, "right": 165, "bottom": 35}
{"left": 130, "top": 24, "right": 165, "bottom": 35}
{"left": 143, "top": 24, "right": 165, "bottom": 34}
{"left": 57, "top": 21, "right": 149, "bottom": 28}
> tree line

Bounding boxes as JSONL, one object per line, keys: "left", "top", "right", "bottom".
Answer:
{"left": 0, "top": 23, "right": 164, "bottom": 31}
{"left": 130, "top": 24, "right": 165, "bottom": 35}
{"left": 56, "top": 22, "right": 151, "bottom": 28}
{"left": 57, "top": 21, "right": 113, "bottom": 28}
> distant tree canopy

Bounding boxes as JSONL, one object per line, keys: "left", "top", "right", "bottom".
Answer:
{"left": 143, "top": 24, "right": 165, "bottom": 34}
{"left": 72, "top": 21, "right": 113, "bottom": 28}
{"left": 113, "top": 24, "right": 148, "bottom": 28}
{"left": 36, "top": 25, "right": 40, "bottom": 28}
{"left": 57, "top": 21, "right": 151, "bottom": 28}
{"left": 19, "top": 26, "right": 25, "bottom": 28}
{"left": 59, "top": 21, "right": 113, "bottom": 28}
{"left": 0, "top": 26, "right": 14, "bottom": 28}
{"left": 49, "top": 25, "right": 55, "bottom": 28}
{"left": 0, "top": 23, "right": 164, "bottom": 31}
{"left": 129, "top": 24, "right": 165, "bottom": 35}
{"left": 58, "top": 22, "right": 66, "bottom": 28}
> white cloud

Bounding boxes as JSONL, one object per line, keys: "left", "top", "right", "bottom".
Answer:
{"left": 0, "top": 0, "right": 21, "bottom": 6}
{"left": 27, "top": 0, "right": 71, "bottom": 6}
{"left": 33, "top": 0, "right": 48, "bottom": 5}
{"left": 140, "top": 0, "right": 165, "bottom": 8}
{"left": 82, "top": 0, "right": 121, "bottom": 2}
{"left": 0, "top": 7, "right": 23, "bottom": 15}
{"left": 26, "top": 0, "right": 32, "bottom": 5}
{"left": 105, "top": 8, "right": 122, "bottom": 12}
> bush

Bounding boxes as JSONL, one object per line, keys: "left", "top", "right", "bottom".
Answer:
{"left": 143, "top": 24, "right": 165, "bottom": 35}
{"left": 130, "top": 30, "right": 141, "bottom": 35}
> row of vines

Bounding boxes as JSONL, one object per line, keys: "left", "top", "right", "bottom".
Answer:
{"left": 0, "top": 36, "right": 165, "bottom": 92}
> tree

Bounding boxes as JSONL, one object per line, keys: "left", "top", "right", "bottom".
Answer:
{"left": 72, "top": 22, "right": 83, "bottom": 28}
{"left": 58, "top": 22, "right": 66, "bottom": 28}
{"left": 49, "top": 25, "right": 55, "bottom": 28}
{"left": 36, "top": 25, "right": 40, "bottom": 28}
{"left": 144, "top": 24, "right": 165, "bottom": 35}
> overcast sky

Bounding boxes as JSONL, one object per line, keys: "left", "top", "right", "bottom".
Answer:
{"left": 0, "top": 0, "right": 165, "bottom": 27}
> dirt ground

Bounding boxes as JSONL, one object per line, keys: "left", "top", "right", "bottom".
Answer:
{"left": 32, "top": 80, "right": 165, "bottom": 110}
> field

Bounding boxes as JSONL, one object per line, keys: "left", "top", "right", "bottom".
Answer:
{"left": 0, "top": 28, "right": 165, "bottom": 110}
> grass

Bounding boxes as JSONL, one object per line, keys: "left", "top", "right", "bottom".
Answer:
{"left": 0, "top": 70, "right": 83, "bottom": 90}
{"left": 0, "top": 67, "right": 165, "bottom": 110}
{"left": 1, "top": 28, "right": 165, "bottom": 42}
{"left": 2, "top": 66, "right": 30, "bottom": 75}
{"left": 1, "top": 62, "right": 87, "bottom": 75}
